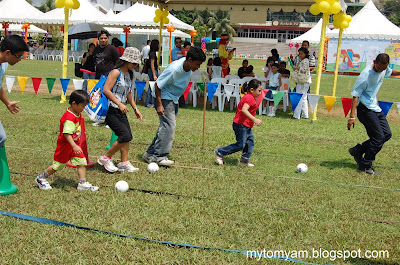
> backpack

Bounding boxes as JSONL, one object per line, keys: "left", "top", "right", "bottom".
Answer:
{"left": 85, "top": 70, "right": 122, "bottom": 122}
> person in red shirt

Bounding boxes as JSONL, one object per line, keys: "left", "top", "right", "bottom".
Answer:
{"left": 214, "top": 79, "right": 262, "bottom": 166}
{"left": 35, "top": 90, "right": 98, "bottom": 191}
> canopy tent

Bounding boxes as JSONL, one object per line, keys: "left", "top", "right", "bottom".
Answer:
{"left": 0, "top": 24, "right": 47, "bottom": 34}
{"left": 327, "top": 0, "right": 400, "bottom": 40}
{"left": 105, "top": 2, "right": 194, "bottom": 31}
{"left": 104, "top": 27, "right": 190, "bottom": 38}
{"left": 0, "top": 0, "right": 44, "bottom": 23}
{"left": 291, "top": 18, "right": 331, "bottom": 44}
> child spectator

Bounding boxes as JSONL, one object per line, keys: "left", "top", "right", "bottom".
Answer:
{"left": 264, "top": 56, "right": 275, "bottom": 80}
{"left": 206, "top": 58, "right": 213, "bottom": 75}
{"left": 209, "top": 56, "right": 223, "bottom": 79}
{"left": 35, "top": 90, "right": 99, "bottom": 191}
{"left": 292, "top": 47, "right": 311, "bottom": 119}
{"left": 278, "top": 61, "right": 290, "bottom": 78}
{"left": 238, "top": 59, "right": 255, "bottom": 78}
{"left": 98, "top": 47, "right": 143, "bottom": 173}
{"left": 180, "top": 41, "right": 191, "bottom": 57}
{"left": 215, "top": 79, "right": 262, "bottom": 167}
{"left": 264, "top": 63, "right": 281, "bottom": 117}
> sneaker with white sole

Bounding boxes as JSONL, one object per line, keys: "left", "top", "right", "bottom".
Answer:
{"left": 77, "top": 182, "right": 99, "bottom": 191}
{"left": 142, "top": 152, "right": 151, "bottom": 163}
{"left": 214, "top": 150, "right": 223, "bottom": 165}
{"left": 157, "top": 158, "right": 174, "bottom": 166}
{"left": 98, "top": 155, "right": 119, "bottom": 173}
{"left": 117, "top": 161, "right": 139, "bottom": 172}
{"left": 35, "top": 176, "right": 52, "bottom": 190}
{"left": 238, "top": 161, "right": 255, "bottom": 167}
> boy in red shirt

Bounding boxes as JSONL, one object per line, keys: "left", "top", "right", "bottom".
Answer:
{"left": 35, "top": 90, "right": 98, "bottom": 191}
{"left": 215, "top": 79, "right": 262, "bottom": 166}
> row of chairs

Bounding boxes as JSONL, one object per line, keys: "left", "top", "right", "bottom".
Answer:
{"left": 31, "top": 48, "right": 83, "bottom": 62}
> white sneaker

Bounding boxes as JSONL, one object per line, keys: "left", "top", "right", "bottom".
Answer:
{"left": 157, "top": 158, "right": 174, "bottom": 166}
{"left": 77, "top": 182, "right": 99, "bottom": 191}
{"left": 98, "top": 155, "right": 119, "bottom": 173}
{"left": 262, "top": 107, "right": 267, "bottom": 115}
{"left": 35, "top": 176, "right": 52, "bottom": 190}
{"left": 214, "top": 150, "right": 223, "bottom": 165}
{"left": 142, "top": 152, "right": 151, "bottom": 163}
{"left": 92, "top": 122, "right": 102, "bottom": 127}
{"left": 117, "top": 161, "right": 139, "bottom": 172}
{"left": 238, "top": 161, "right": 255, "bottom": 167}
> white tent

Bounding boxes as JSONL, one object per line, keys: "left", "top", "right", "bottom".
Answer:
{"left": 105, "top": 2, "right": 194, "bottom": 31}
{"left": 104, "top": 27, "right": 190, "bottom": 38}
{"left": 327, "top": 0, "right": 400, "bottom": 40}
{"left": 0, "top": 24, "right": 47, "bottom": 34}
{"left": 0, "top": 0, "right": 44, "bottom": 23}
{"left": 291, "top": 19, "right": 331, "bottom": 44}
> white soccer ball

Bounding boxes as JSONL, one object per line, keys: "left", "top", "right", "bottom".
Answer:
{"left": 296, "top": 163, "right": 308, "bottom": 173}
{"left": 147, "top": 162, "right": 159, "bottom": 173}
{"left": 115, "top": 180, "right": 129, "bottom": 193}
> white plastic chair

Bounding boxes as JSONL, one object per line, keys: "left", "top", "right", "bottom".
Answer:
{"left": 225, "top": 74, "right": 240, "bottom": 83}
{"left": 226, "top": 79, "right": 245, "bottom": 110}
{"left": 210, "top": 77, "right": 227, "bottom": 112}
{"left": 133, "top": 71, "right": 142, "bottom": 81}
{"left": 185, "top": 81, "right": 198, "bottom": 107}
{"left": 242, "top": 76, "right": 256, "bottom": 82}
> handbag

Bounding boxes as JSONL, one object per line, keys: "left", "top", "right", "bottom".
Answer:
{"left": 291, "top": 69, "right": 310, "bottom": 84}
{"left": 75, "top": 63, "right": 83, "bottom": 78}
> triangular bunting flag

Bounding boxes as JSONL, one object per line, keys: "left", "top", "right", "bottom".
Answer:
{"left": 206, "top": 82, "right": 218, "bottom": 103}
{"left": 256, "top": 89, "right": 268, "bottom": 108}
{"left": 135, "top": 81, "right": 146, "bottom": 100}
{"left": 378, "top": 100, "right": 393, "bottom": 116}
{"left": 17, "top": 76, "right": 28, "bottom": 94}
{"left": 324, "top": 96, "right": 336, "bottom": 112}
{"left": 72, "top": 79, "right": 84, "bottom": 90}
{"left": 272, "top": 90, "right": 285, "bottom": 107}
{"left": 87, "top": 79, "right": 98, "bottom": 92}
{"left": 183, "top": 81, "right": 193, "bottom": 101}
{"left": 5, "top": 75, "right": 15, "bottom": 93}
{"left": 223, "top": 84, "right": 235, "bottom": 102}
{"left": 46, "top": 78, "right": 56, "bottom": 94}
{"left": 149, "top": 81, "right": 155, "bottom": 92}
{"left": 397, "top": 102, "right": 400, "bottom": 117}
{"left": 31, "top": 77, "right": 42, "bottom": 94}
{"left": 289, "top": 92, "right": 303, "bottom": 113}
{"left": 144, "top": 80, "right": 149, "bottom": 92}
{"left": 60, "top": 78, "right": 70, "bottom": 94}
{"left": 197, "top": 82, "right": 205, "bottom": 93}
{"left": 308, "top": 94, "right": 320, "bottom": 113}
{"left": 341, "top": 97, "right": 352, "bottom": 117}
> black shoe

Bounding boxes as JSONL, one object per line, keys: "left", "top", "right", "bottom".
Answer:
{"left": 349, "top": 146, "right": 362, "bottom": 167}
{"left": 358, "top": 167, "right": 381, "bottom": 175}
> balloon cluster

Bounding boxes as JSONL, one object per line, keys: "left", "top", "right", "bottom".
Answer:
{"left": 332, "top": 11, "right": 352, "bottom": 29}
{"left": 154, "top": 9, "right": 169, "bottom": 24}
{"left": 21, "top": 23, "right": 30, "bottom": 30}
{"left": 55, "top": 0, "right": 80, "bottom": 9}
{"left": 190, "top": 30, "right": 197, "bottom": 37}
{"left": 310, "top": 0, "right": 341, "bottom": 15}
{"left": 2, "top": 23, "right": 9, "bottom": 29}
{"left": 167, "top": 25, "right": 175, "bottom": 33}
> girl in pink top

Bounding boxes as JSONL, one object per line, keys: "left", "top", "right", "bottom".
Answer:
{"left": 214, "top": 79, "right": 262, "bottom": 167}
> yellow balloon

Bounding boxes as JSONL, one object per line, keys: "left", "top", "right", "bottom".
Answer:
{"left": 333, "top": 20, "right": 341, "bottom": 29}
{"left": 333, "top": 13, "right": 339, "bottom": 20}
{"left": 162, "top": 10, "right": 169, "bottom": 17}
{"left": 315, "top": 0, "right": 323, "bottom": 3}
{"left": 55, "top": 0, "right": 64, "bottom": 8}
{"left": 64, "top": 0, "right": 74, "bottom": 9}
{"left": 154, "top": 17, "right": 161, "bottom": 23}
{"left": 341, "top": 20, "right": 349, "bottom": 29}
{"left": 318, "top": 1, "right": 330, "bottom": 13}
{"left": 330, "top": 2, "right": 341, "bottom": 14}
{"left": 310, "top": 3, "right": 320, "bottom": 15}
{"left": 155, "top": 9, "right": 162, "bottom": 17}
{"left": 162, "top": 17, "right": 169, "bottom": 24}
{"left": 72, "top": 0, "right": 80, "bottom": 9}
{"left": 345, "top": 14, "right": 352, "bottom": 22}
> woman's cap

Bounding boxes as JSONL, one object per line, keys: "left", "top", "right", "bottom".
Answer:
{"left": 120, "top": 47, "right": 141, "bottom": 64}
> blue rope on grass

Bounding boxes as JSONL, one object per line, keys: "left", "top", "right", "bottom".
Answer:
{"left": 0, "top": 210, "right": 323, "bottom": 265}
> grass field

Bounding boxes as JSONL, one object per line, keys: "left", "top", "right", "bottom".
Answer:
{"left": 0, "top": 59, "right": 399, "bottom": 264}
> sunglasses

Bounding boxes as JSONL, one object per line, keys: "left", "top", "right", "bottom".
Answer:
{"left": 12, "top": 53, "right": 24, "bottom": 59}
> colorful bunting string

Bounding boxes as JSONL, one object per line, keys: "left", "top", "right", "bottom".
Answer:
{"left": 46, "top": 78, "right": 56, "bottom": 94}
{"left": 378, "top": 101, "right": 393, "bottom": 116}
{"left": 5, "top": 75, "right": 15, "bottom": 93}
{"left": 72, "top": 79, "right": 84, "bottom": 90}
{"left": 289, "top": 92, "right": 302, "bottom": 113}
{"left": 324, "top": 96, "right": 336, "bottom": 113}
{"left": 17, "top": 76, "right": 28, "bottom": 94}
{"left": 134, "top": 81, "right": 146, "bottom": 100}
{"left": 206, "top": 82, "right": 218, "bottom": 103}
{"left": 341, "top": 97, "right": 352, "bottom": 117}
{"left": 183, "top": 81, "right": 193, "bottom": 101}
{"left": 256, "top": 89, "right": 269, "bottom": 108}
{"left": 87, "top": 79, "right": 98, "bottom": 92}
{"left": 59, "top": 78, "right": 70, "bottom": 95}
{"left": 308, "top": 94, "right": 320, "bottom": 114}
{"left": 272, "top": 91, "right": 285, "bottom": 107}
{"left": 31, "top": 77, "right": 42, "bottom": 95}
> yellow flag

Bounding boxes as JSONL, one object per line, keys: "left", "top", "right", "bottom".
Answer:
{"left": 87, "top": 79, "right": 98, "bottom": 92}
{"left": 17, "top": 76, "right": 28, "bottom": 95}
{"left": 324, "top": 96, "right": 336, "bottom": 112}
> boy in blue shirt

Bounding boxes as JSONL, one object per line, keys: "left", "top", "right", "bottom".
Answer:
{"left": 347, "top": 53, "right": 400, "bottom": 175}
{"left": 143, "top": 47, "right": 206, "bottom": 166}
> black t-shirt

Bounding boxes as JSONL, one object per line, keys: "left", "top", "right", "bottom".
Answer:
{"left": 146, "top": 51, "right": 158, "bottom": 73}
{"left": 278, "top": 68, "right": 290, "bottom": 77}
{"left": 94, "top": 44, "right": 120, "bottom": 79}
{"left": 82, "top": 52, "right": 95, "bottom": 72}
{"left": 238, "top": 66, "right": 252, "bottom": 78}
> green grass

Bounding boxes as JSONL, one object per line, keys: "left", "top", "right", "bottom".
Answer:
{"left": 0, "top": 60, "right": 399, "bottom": 264}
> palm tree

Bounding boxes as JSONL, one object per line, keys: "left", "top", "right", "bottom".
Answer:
{"left": 207, "top": 10, "right": 237, "bottom": 40}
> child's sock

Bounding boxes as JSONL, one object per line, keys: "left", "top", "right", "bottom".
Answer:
{"left": 79, "top": 178, "right": 86, "bottom": 184}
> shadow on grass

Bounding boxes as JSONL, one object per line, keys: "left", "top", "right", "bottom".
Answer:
{"left": 320, "top": 159, "right": 356, "bottom": 170}
{"left": 347, "top": 258, "right": 397, "bottom": 265}
{"left": 42, "top": 96, "right": 67, "bottom": 102}
{"left": 51, "top": 177, "right": 76, "bottom": 191}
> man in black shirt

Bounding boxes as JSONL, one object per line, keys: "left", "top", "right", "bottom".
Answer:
{"left": 237, "top": 59, "right": 255, "bottom": 78}
{"left": 94, "top": 30, "right": 120, "bottom": 79}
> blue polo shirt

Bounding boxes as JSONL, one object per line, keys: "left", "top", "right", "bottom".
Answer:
{"left": 171, "top": 47, "right": 183, "bottom": 62}
{"left": 0, "top": 63, "right": 8, "bottom": 89}
{"left": 154, "top": 58, "right": 192, "bottom": 104}
{"left": 351, "top": 64, "right": 392, "bottom": 112}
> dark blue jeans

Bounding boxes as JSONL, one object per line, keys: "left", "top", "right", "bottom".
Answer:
{"left": 216, "top": 123, "right": 255, "bottom": 163}
{"left": 355, "top": 103, "right": 392, "bottom": 168}
{"left": 145, "top": 70, "right": 157, "bottom": 107}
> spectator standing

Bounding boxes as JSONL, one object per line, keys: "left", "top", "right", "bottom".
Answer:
{"left": 81, "top": 43, "right": 96, "bottom": 92}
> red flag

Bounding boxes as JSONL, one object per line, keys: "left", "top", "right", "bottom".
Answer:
{"left": 31, "top": 77, "right": 42, "bottom": 94}
{"left": 256, "top": 89, "right": 269, "bottom": 108}
{"left": 341, "top": 97, "right": 352, "bottom": 117}
{"left": 183, "top": 81, "right": 193, "bottom": 101}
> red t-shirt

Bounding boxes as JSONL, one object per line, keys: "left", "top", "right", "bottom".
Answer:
{"left": 54, "top": 109, "right": 85, "bottom": 164}
{"left": 233, "top": 93, "right": 257, "bottom": 128}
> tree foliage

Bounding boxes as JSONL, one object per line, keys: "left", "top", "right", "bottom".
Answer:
{"left": 38, "top": 0, "right": 55, "bottom": 13}
{"left": 381, "top": 0, "right": 400, "bottom": 26}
